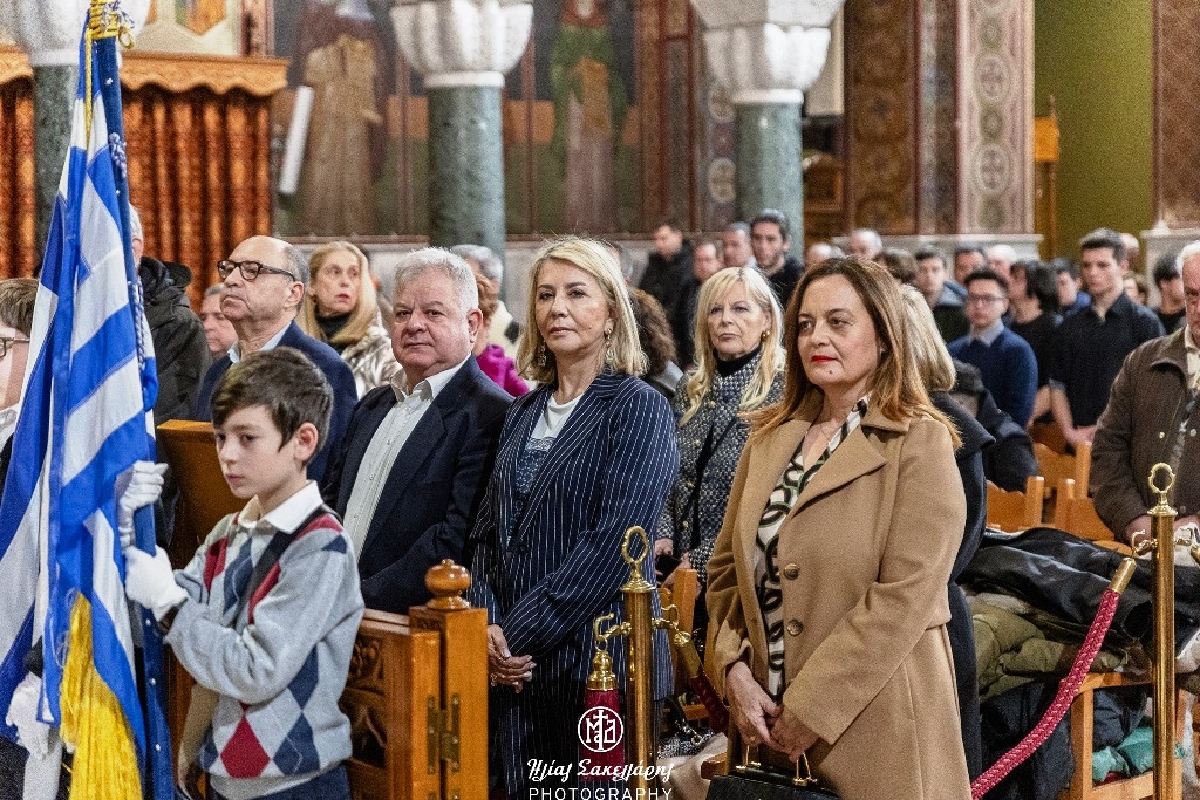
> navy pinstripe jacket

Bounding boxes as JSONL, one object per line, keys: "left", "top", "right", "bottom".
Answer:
{"left": 466, "top": 372, "right": 679, "bottom": 697}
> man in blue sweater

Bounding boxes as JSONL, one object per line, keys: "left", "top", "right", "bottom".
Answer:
{"left": 949, "top": 269, "right": 1038, "bottom": 427}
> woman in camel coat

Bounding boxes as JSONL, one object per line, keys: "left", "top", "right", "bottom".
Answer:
{"left": 706, "top": 257, "right": 971, "bottom": 800}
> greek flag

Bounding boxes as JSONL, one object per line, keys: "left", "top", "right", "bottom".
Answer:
{"left": 0, "top": 8, "right": 172, "bottom": 798}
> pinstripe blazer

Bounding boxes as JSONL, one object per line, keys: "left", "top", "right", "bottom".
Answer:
{"left": 466, "top": 372, "right": 679, "bottom": 696}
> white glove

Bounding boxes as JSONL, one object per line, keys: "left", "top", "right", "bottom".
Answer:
{"left": 123, "top": 546, "right": 187, "bottom": 621}
{"left": 116, "top": 461, "right": 167, "bottom": 549}
{"left": 6, "top": 673, "right": 50, "bottom": 758}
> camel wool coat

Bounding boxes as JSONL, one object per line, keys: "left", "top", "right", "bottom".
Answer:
{"left": 706, "top": 400, "right": 971, "bottom": 800}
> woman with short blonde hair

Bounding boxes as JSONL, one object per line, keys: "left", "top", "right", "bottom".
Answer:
{"left": 516, "top": 236, "right": 646, "bottom": 384}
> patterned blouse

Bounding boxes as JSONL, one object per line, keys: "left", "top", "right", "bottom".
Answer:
{"left": 655, "top": 350, "right": 784, "bottom": 586}
{"left": 755, "top": 395, "right": 870, "bottom": 700}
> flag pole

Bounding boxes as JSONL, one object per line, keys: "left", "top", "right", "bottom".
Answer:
{"left": 54, "top": 2, "right": 174, "bottom": 798}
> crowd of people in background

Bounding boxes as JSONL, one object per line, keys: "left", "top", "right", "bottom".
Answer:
{"left": 2, "top": 206, "right": 1194, "bottom": 800}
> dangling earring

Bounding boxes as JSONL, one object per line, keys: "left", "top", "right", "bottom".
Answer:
{"left": 760, "top": 330, "right": 768, "bottom": 342}
{"left": 604, "top": 328, "right": 616, "bottom": 369}
{"left": 537, "top": 342, "right": 547, "bottom": 368}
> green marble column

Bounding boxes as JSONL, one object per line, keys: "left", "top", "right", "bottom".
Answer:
{"left": 735, "top": 102, "right": 803, "bottom": 256}
{"left": 34, "top": 64, "right": 78, "bottom": 263}
{"left": 427, "top": 86, "right": 505, "bottom": 259}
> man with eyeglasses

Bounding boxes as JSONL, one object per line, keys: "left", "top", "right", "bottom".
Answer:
{"left": 192, "top": 236, "right": 357, "bottom": 482}
{"left": 0, "top": 279, "right": 44, "bottom": 800}
{"left": 948, "top": 269, "right": 1038, "bottom": 427}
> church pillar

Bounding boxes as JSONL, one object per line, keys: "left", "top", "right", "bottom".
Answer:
{"left": 4, "top": 0, "right": 149, "bottom": 258}
{"left": 391, "top": 0, "right": 531, "bottom": 257}
{"left": 692, "top": 3, "right": 840, "bottom": 253}
{"left": 1140, "top": 0, "right": 1200, "bottom": 271}
{"left": 844, "top": 0, "right": 1034, "bottom": 239}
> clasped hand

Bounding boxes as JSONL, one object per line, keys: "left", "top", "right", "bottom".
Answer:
{"left": 725, "top": 662, "right": 818, "bottom": 762}
{"left": 117, "top": 461, "right": 186, "bottom": 620}
{"left": 487, "top": 624, "right": 534, "bottom": 692}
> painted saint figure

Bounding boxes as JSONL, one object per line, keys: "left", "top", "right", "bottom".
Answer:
{"left": 550, "top": 0, "right": 627, "bottom": 233}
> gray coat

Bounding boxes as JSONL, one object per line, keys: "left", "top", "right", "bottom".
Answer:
{"left": 655, "top": 352, "right": 784, "bottom": 584}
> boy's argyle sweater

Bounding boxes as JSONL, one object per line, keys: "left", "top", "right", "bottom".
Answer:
{"left": 166, "top": 482, "right": 363, "bottom": 800}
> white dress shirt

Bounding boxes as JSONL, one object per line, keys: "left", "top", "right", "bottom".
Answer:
{"left": 342, "top": 359, "right": 467, "bottom": 556}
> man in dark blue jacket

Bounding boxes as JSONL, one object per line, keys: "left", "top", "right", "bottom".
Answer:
{"left": 323, "top": 248, "right": 511, "bottom": 613}
{"left": 193, "top": 236, "right": 356, "bottom": 483}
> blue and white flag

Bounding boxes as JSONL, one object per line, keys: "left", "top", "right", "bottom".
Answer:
{"left": 0, "top": 6, "right": 172, "bottom": 798}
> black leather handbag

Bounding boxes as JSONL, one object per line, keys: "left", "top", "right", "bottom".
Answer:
{"left": 706, "top": 747, "right": 840, "bottom": 800}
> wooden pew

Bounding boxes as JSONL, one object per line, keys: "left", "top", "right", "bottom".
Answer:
{"left": 987, "top": 475, "right": 1046, "bottom": 532}
{"left": 1060, "top": 672, "right": 1183, "bottom": 800}
{"left": 1054, "top": 478, "right": 1120, "bottom": 546}
{"left": 1036, "top": 440, "right": 1092, "bottom": 501}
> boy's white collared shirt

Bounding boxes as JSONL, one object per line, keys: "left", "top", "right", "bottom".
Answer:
{"left": 235, "top": 480, "right": 323, "bottom": 534}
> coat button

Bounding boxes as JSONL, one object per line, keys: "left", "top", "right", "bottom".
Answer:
{"left": 786, "top": 619, "right": 804, "bottom": 636}
{"left": 782, "top": 563, "right": 800, "bottom": 580}
{"left": 693, "top": 439, "right": 702, "bottom": 447}
{"left": 1160, "top": 431, "right": 1166, "bottom": 439}
{"left": 682, "top": 521, "right": 689, "bottom": 529}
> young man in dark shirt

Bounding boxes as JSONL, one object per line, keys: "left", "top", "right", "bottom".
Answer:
{"left": 750, "top": 209, "right": 803, "bottom": 307}
{"left": 1050, "top": 229, "right": 1164, "bottom": 449}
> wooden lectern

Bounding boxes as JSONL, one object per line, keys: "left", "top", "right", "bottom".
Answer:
{"left": 158, "top": 421, "right": 489, "bottom": 800}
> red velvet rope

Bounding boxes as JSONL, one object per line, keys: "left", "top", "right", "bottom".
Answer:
{"left": 970, "top": 587, "right": 1122, "bottom": 799}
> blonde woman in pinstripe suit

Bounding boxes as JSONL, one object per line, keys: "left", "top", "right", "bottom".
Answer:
{"left": 466, "top": 238, "right": 679, "bottom": 799}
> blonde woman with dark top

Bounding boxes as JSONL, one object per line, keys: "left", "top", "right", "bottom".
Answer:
{"left": 654, "top": 267, "right": 784, "bottom": 596}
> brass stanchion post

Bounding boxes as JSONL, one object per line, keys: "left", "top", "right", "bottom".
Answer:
{"left": 620, "top": 529, "right": 655, "bottom": 793}
{"left": 1146, "top": 464, "right": 1178, "bottom": 800}
{"left": 589, "top": 527, "right": 663, "bottom": 793}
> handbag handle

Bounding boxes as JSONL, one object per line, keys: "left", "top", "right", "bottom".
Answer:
{"left": 737, "top": 744, "right": 821, "bottom": 787}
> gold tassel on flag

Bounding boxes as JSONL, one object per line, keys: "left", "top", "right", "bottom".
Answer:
{"left": 59, "top": 596, "right": 141, "bottom": 800}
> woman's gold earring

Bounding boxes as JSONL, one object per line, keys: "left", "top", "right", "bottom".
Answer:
{"left": 604, "top": 329, "right": 615, "bottom": 369}
{"left": 537, "top": 342, "right": 547, "bottom": 367}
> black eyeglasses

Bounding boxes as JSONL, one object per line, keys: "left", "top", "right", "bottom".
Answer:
{"left": 0, "top": 336, "right": 30, "bottom": 359}
{"left": 216, "top": 259, "right": 297, "bottom": 282}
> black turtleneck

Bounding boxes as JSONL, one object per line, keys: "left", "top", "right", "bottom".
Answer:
{"left": 714, "top": 345, "right": 761, "bottom": 377}
{"left": 316, "top": 312, "right": 352, "bottom": 352}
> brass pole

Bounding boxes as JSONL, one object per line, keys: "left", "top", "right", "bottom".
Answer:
{"left": 1147, "top": 463, "right": 1177, "bottom": 800}
{"left": 620, "top": 527, "right": 656, "bottom": 793}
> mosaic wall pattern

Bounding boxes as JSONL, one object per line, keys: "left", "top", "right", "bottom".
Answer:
{"left": 844, "top": 0, "right": 918, "bottom": 233}
{"left": 846, "top": 0, "right": 1034, "bottom": 235}
{"left": 1157, "top": 0, "right": 1200, "bottom": 228}
{"left": 958, "top": 0, "right": 1033, "bottom": 233}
